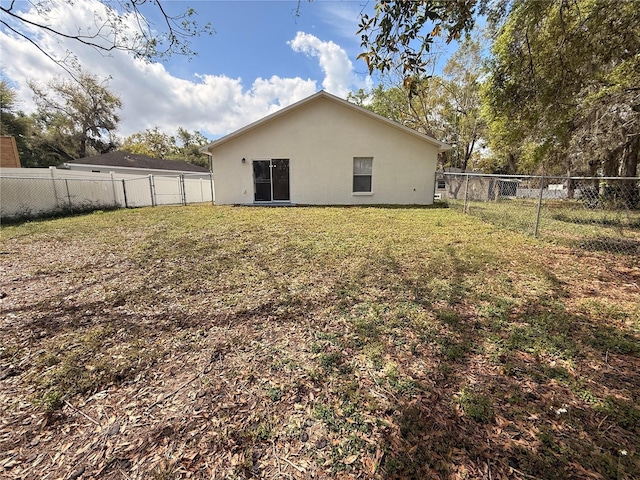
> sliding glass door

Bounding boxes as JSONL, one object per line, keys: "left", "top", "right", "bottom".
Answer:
{"left": 253, "top": 159, "right": 289, "bottom": 202}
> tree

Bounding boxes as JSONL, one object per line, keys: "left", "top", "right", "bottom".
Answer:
{"left": 349, "top": 83, "right": 429, "bottom": 131}
{"left": 482, "top": 0, "right": 640, "bottom": 177}
{"left": 356, "top": 1, "right": 492, "bottom": 81}
{"left": 349, "top": 36, "right": 485, "bottom": 171}
{"left": 0, "top": 78, "right": 38, "bottom": 166}
{"left": 1, "top": 0, "right": 213, "bottom": 78}
{"left": 121, "top": 127, "right": 175, "bottom": 159}
{"left": 434, "top": 37, "right": 485, "bottom": 171}
{"left": 0, "top": 77, "right": 22, "bottom": 138}
{"left": 121, "top": 127, "right": 210, "bottom": 167}
{"left": 29, "top": 73, "right": 122, "bottom": 161}
{"left": 172, "top": 128, "right": 210, "bottom": 168}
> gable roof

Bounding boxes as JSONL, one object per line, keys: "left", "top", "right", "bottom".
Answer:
{"left": 65, "top": 151, "right": 209, "bottom": 173}
{"left": 201, "top": 90, "right": 451, "bottom": 153}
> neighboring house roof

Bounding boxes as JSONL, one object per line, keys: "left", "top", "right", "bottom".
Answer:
{"left": 65, "top": 151, "right": 210, "bottom": 173}
{"left": 201, "top": 90, "right": 452, "bottom": 154}
{"left": 1, "top": 136, "right": 21, "bottom": 168}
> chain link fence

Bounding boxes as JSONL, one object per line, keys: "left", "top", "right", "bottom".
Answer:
{"left": 0, "top": 169, "right": 214, "bottom": 222}
{"left": 436, "top": 172, "right": 640, "bottom": 256}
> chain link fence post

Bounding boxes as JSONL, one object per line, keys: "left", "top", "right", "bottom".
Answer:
{"left": 122, "top": 179, "right": 129, "bottom": 208}
{"left": 463, "top": 174, "right": 470, "bottom": 214}
{"left": 534, "top": 175, "right": 545, "bottom": 237}
{"left": 440, "top": 172, "right": 639, "bottom": 256}
{"left": 148, "top": 175, "right": 156, "bottom": 207}
{"left": 210, "top": 173, "right": 215, "bottom": 205}
{"left": 64, "top": 179, "right": 73, "bottom": 213}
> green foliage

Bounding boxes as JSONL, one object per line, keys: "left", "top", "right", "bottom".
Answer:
{"left": 121, "top": 126, "right": 210, "bottom": 167}
{"left": 121, "top": 127, "right": 176, "bottom": 159}
{"left": 0, "top": 77, "right": 16, "bottom": 113}
{"left": 350, "top": 36, "right": 486, "bottom": 171}
{"left": 483, "top": 0, "right": 640, "bottom": 176}
{"left": 458, "top": 387, "right": 494, "bottom": 423}
{"left": 0, "top": 78, "right": 37, "bottom": 166}
{"left": 27, "top": 73, "right": 121, "bottom": 163}
{"left": 318, "top": 351, "right": 343, "bottom": 370}
{"left": 357, "top": 1, "right": 480, "bottom": 78}
{"left": 266, "top": 386, "right": 283, "bottom": 402}
{"left": 29, "top": 324, "right": 161, "bottom": 411}
{"left": 594, "top": 397, "right": 640, "bottom": 430}
{"left": 35, "top": 389, "right": 64, "bottom": 413}
{"left": 361, "top": 0, "right": 640, "bottom": 177}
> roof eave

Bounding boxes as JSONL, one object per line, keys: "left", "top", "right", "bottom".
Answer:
{"left": 63, "top": 163, "right": 208, "bottom": 174}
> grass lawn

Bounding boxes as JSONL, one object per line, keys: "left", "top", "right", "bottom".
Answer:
{"left": 449, "top": 198, "right": 640, "bottom": 256}
{"left": 1, "top": 204, "right": 639, "bottom": 479}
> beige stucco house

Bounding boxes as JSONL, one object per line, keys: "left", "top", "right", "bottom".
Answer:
{"left": 201, "top": 91, "right": 450, "bottom": 205}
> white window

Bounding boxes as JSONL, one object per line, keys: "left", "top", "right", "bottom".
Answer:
{"left": 353, "top": 157, "right": 373, "bottom": 193}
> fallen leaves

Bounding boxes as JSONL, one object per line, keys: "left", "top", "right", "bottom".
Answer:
{"left": 1, "top": 205, "right": 638, "bottom": 479}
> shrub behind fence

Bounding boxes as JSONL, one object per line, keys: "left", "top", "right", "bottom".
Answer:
{"left": 437, "top": 173, "right": 640, "bottom": 256}
{"left": 0, "top": 168, "right": 214, "bottom": 221}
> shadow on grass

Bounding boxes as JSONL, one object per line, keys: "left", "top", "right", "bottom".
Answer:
{"left": 552, "top": 213, "right": 640, "bottom": 229}
{"left": 376, "top": 267, "right": 639, "bottom": 479}
{"left": 0, "top": 205, "right": 121, "bottom": 226}
{"left": 236, "top": 202, "right": 451, "bottom": 210}
{"left": 2, "top": 206, "right": 638, "bottom": 479}
{"left": 577, "top": 237, "right": 640, "bottom": 256}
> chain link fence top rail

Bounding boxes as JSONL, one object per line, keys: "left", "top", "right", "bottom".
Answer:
{"left": 436, "top": 173, "right": 640, "bottom": 256}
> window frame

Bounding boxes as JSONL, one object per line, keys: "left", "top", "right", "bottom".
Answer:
{"left": 352, "top": 156, "right": 373, "bottom": 195}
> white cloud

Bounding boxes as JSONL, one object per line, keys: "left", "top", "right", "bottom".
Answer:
{"left": 289, "top": 31, "right": 367, "bottom": 98}
{"left": 0, "top": 0, "right": 367, "bottom": 141}
{"left": 314, "top": 1, "right": 371, "bottom": 45}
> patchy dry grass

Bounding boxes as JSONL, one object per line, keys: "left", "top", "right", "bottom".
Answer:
{"left": 451, "top": 197, "right": 640, "bottom": 255}
{"left": 1, "top": 204, "right": 639, "bottom": 479}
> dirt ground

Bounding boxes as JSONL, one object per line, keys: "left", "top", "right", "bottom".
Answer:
{"left": 1, "top": 206, "right": 639, "bottom": 479}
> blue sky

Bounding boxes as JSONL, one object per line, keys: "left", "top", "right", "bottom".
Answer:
{"left": 164, "top": 1, "right": 372, "bottom": 80}
{"left": 0, "top": 1, "right": 458, "bottom": 140}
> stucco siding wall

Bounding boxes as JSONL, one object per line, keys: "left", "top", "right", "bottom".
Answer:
{"left": 211, "top": 97, "right": 438, "bottom": 205}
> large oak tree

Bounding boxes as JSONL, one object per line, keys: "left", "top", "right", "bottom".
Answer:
{"left": 29, "top": 73, "right": 122, "bottom": 162}
{"left": 483, "top": 0, "right": 639, "bottom": 177}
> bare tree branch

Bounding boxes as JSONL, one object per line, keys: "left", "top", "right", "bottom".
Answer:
{"left": 0, "top": 0, "right": 213, "bottom": 77}
{"left": 0, "top": 19, "right": 81, "bottom": 83}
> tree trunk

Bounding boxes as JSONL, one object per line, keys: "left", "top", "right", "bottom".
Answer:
{"left": 621, "top": 135, "right": 639, "bottom": 178}
{"left": 79, "top": 137, "right": 87, "bottom": 158}
{"left": 507, "top": 153, "right": 517, "bottom": 174}
{"left": 566, "top": 167, "right": 575, "bottom": 199}
{"left": 602, "top": 149, "right": 620, "bottom": 177}
{"left": 462, "top": 135, "right": 477, "bottom": 173}
{"left": 621, "top": 135, "right": 639, "bottom": 208}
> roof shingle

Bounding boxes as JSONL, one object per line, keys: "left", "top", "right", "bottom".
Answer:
{"left": 67, "top": 151, "right": 209, "bottom": 173}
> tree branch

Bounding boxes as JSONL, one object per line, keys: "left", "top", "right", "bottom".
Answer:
{"left": 0, "top": 19, "right": 81, "bottom": 83}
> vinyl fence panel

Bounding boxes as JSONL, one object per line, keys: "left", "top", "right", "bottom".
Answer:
{"left": 1, "top": 177, "right": 59, "bottom": 217}
{"left": 1, "top": 167, "right": 215, "bottom": 220}
{"left": 153, "top": 176, "right": 183, "bottom": 205}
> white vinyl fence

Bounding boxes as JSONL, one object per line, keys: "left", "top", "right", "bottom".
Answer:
{"left": 0, "top": 167, "right": 214, "bottom": 220}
